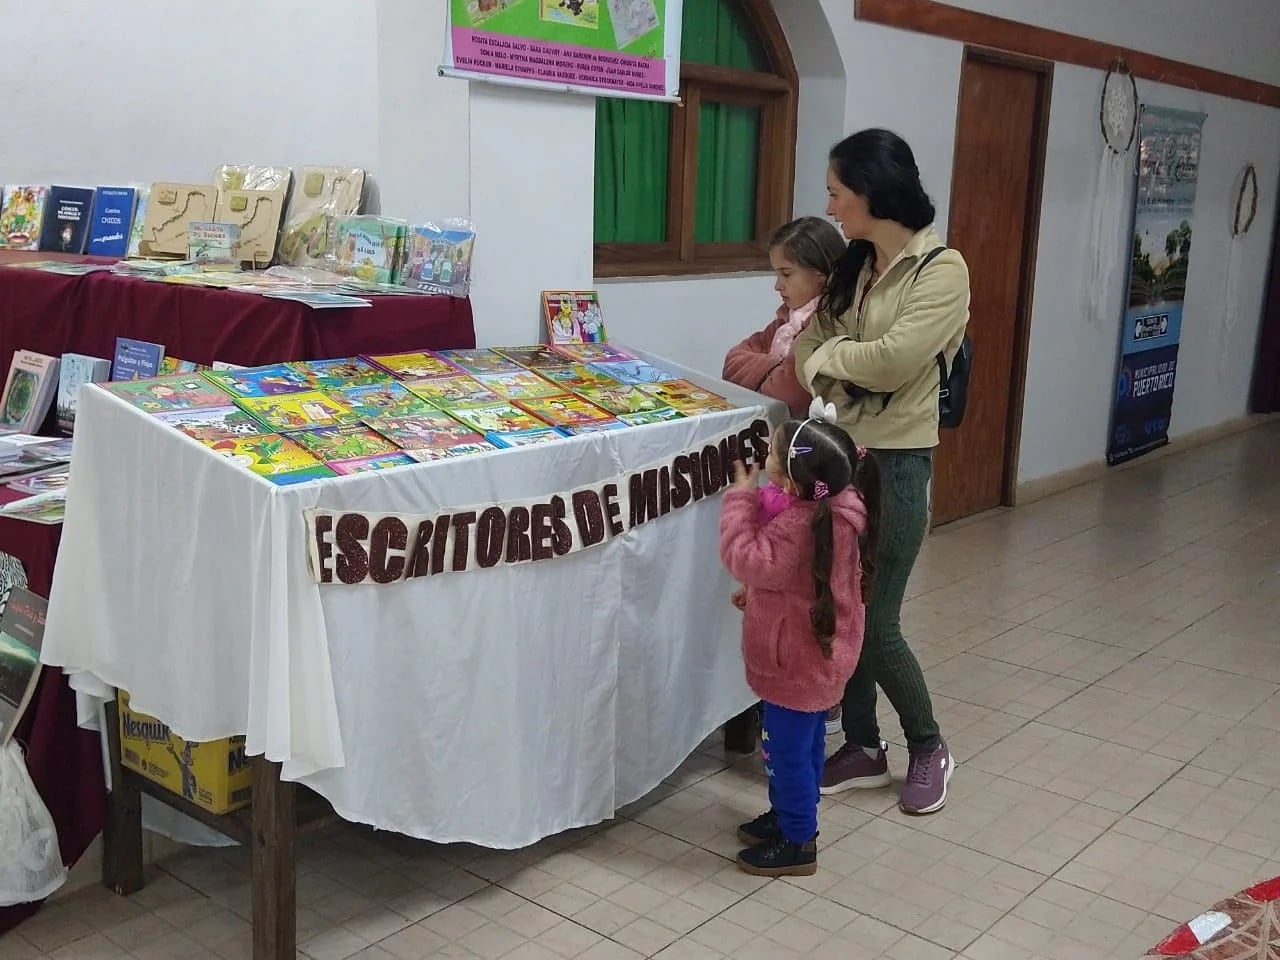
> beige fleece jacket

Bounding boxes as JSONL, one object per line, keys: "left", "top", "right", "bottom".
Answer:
{"left": 792, "top": 225, "right": 970, "bottom": 450}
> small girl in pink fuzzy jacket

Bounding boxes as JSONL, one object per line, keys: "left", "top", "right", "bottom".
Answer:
{"left": 720, "top": 399, "right": 881, "bottom": 878}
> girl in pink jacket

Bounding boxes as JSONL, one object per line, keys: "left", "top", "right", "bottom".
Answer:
{"left": 719, "top": 398, "right": 880, "bottom": 877}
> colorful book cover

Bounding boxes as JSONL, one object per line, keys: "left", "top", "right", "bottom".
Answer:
{"left": 57, "top": 353, "right": 111, "bottom": 434}
{"left": 327, "top": 381, "right": 434, "bottom": 420}
{"left": 639, "top": 379, "right": 734, "bottom": 412}
{"left": 588, "top": 359, "right": 679, "bottom": 385}
{"left": 159, "top": 357, "right": 203, "bottom": 375}
{"left": 329, "top": 453, "right": 417, "bottom": 475}
{"left": 0, "top": 351, "right": 59, "bottom": 434}
{"left": 237, "top": 391, "right": 360, "bottom": 432}
{"left": 262, "top": 290, "right": 373, "bottom": 309}
{"left": 126, "top": 188, "right": 150, "bottom": 258}
{"left": 619, "top": 407, "right": 686, "bottom": 426}
{"left": 102, "top": 372, "right": 230, "bottom": 414}
{"left": 514, "top": 393, "right": 614, "bottom": 428}
{"left": 445, "top": 401, "right": 548, "bottom": 435}
{"left": 371, "top": 413, "right": 488, "bottom": 454}
{"left": 474, "top": 371, "right": 560, "bottom": 401}
{"left": 202, "top": 434, "right": 336, "bottom": 486}
{"left": 538, "top": 364, "right": 622, "bottom": 391}
{"left": 487, "top": 428, "right": 569, "bottom": 448}
{"left": 203, "top": 364, "right": 312, "bottom": 398}
{"left": 539, "top": 0, "right": 600, "bottom": 28}
{"left": 86, "top": 186, "right": 137, "bottom": 258}
{"left": 563, "top": 420, "right": 626, "bottom": 434}
{"left": 365, "top": 351, "right": 461, "bottom": 381}
{"left": 8, "top": 470, "right": 70, "bottom": 496}
{"left": 0, "top": 186, "right": 49, "bottom": 250}
{"left": 488, "top": 345, "right": 571, "bottom": 369}
{"left": 37, "top": 186, "right": 96, "bottom": 254}
{"left": 111, "top": 338, "right": 164, "bottom": 381}
{"left": 404, "top": 375, "right": 500, "bottom": 407}
{"left": 542, "top": 290, "right": 607, "bottom": 344}
{"left": 154, "top": 405, "right": 263, "bottom": 442}
{"left": 434, "top": 349, "right": 523, "bottom": 375}
{"left": 0, "top": 491, "right": 65, "bottom": 526}
{"left": 287, "top": 357, "right": 389, "bottom": 388}
{"left": 334, "top": 216, "right": 404, "bottom": 284}
{"left": 0, "top": 588, "right": 47, "bottom": 745}
{"left": 400, "top": 222, "right": 476, "bottom": 296}
{"left": 289, "top": 425, "right": 400, "bottom": 462}
{"left": 552, "top": 341, "right": 634, "bottom": 363}
{"left": 188, "top": 220, "right": 241, "bottom": 262}
{"left": 572, "top": 385, "right": 670, "bottom": 416}
{"left": 405, "top": 441, "right": 497, "bottom": 462}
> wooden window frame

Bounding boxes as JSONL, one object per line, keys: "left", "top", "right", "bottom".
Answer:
{"left": 594, "top": 0, "right": 799, "bottom": 279}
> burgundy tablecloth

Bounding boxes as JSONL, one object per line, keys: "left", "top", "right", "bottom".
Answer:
{"left": 0, "top": 257, "right": 476, "bottom": 934}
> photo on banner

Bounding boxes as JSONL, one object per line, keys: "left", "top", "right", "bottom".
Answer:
{"left": 1106, "top": 105, "right": 1206, "bottom": 466}
{"left": 441, "top": 0, "right": 682, "bottom": 101}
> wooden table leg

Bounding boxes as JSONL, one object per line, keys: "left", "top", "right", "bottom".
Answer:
{"left": 251, "top": 759, "right": 295, "bottom": 960}
{"left": 101, "top": 698, "right": 144, "bottom": 896}
{"left": 724, "top": 704, "right": 760, "bottom": 754}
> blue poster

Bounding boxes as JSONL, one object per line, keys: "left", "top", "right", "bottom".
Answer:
{"left": 1107, "top": 105, "right": 1206, "bottom": 466}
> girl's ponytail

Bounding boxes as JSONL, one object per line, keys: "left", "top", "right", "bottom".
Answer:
{"left": 809, "top": 499, "right": 835, "bottom": 660}
{"left": 853, "top": 452, "right": 882, "bottom": 603}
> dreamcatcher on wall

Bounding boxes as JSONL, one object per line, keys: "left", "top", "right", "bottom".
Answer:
{"left": 1086, "top": 57, "right": 1139, "bottom": 326}
{"left": 1220, "top": 163, "right": 1260, "bottom": 377}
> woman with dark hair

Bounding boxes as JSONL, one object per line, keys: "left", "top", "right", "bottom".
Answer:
{"left": 792, "top": 129, "right": 970, "bottom": 815}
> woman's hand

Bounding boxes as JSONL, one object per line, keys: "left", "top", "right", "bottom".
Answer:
{"left": 731, "top": 460, "right": 759, "bottom": 491}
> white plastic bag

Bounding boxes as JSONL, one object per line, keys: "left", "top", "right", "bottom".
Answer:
{"left": 0, "top": 739, "right": 66, "bottom": 906}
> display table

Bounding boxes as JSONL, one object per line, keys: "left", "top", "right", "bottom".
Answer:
{"left": 0, "top": 255, "right": 476, "bottom": 936}
{"left": 40, "top": 351, "right": 782, "bottom": 957}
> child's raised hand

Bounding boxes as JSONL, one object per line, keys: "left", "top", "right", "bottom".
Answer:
{"left": 731, "top": 587, "right": 747, "bottom": 610}
{"left": 731, "top": 459, "right": 759, "bottom": 490}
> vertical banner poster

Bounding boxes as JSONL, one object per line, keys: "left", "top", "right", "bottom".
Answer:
{"left": 1106, "top": 106, "right": 1206, "bottom": 466}
{"left": 442, "top": 0, "right": 682, "bottom": 101}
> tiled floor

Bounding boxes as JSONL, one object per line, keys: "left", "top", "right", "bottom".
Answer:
{"left": 5, "top": 422, "right": 1280, "bottom": 960}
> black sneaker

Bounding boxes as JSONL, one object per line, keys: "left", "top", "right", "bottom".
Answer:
{"left": 736, "top": 834, "right": 818, "bottom": 877}
{"left": 736, "top": 810, "right": 782, "bottom": 846}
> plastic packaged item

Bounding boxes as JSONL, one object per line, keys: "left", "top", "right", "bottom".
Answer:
{"left": 213, "top": 164, "right": 292, "bottom": 193}
{"left": 277, "top": 166, "right": 366, "bottom": 267}
{"left": 401, "top": 220, "right": 476, "bottom": 298}
{"left": 0, "top": 740, "right": 66, "bottom": 906}
{"left": 330, "top": 216, "right": 407, "bottom": 285}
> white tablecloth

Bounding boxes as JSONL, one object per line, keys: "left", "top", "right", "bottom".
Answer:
{"left": 41, "top": 352, "right": 784, "bottom": 847}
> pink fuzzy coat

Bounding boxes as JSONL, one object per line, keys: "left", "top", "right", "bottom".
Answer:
{"left": 719, "top": 485, "right": 867, "bottom": 713}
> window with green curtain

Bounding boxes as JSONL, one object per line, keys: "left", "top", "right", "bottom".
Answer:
{"left": 594, "top": 0, "right": 770, "bottom": 249}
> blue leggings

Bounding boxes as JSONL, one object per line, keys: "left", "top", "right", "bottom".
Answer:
{"left": 762, "top": 702, "right": 826, "bottom": 843}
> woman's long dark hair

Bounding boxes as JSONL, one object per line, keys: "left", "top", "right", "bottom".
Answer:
{"left": 779, "top": 419, "right": 880, "bottom": 657}
{"left": 819, "top": 129, "right": 937, "bottom": 324}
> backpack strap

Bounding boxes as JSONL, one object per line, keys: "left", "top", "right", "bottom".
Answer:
{"left": 914, "top": 246, "right": 950, "bottom": 389}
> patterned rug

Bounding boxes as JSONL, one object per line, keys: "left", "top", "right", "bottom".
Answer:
{"left": 1145, "top": 877, "right": 1280, "bottom": 958}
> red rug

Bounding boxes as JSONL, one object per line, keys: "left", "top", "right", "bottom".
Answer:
{"left": 1146, "top": 877, "right": 1280, "bottom": 958}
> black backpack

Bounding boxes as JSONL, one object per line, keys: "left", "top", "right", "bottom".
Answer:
{"left": 914, "top": 246, "right": 972, "bottom": 429}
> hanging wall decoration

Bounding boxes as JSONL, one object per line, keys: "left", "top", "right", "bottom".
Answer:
{"left": 1086, "top": 57, "right": 1140, "bottom": 326}
{"left": 1220, "top": 163, "right": 1260, "bottom": 376}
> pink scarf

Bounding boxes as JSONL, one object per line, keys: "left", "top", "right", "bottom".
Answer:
{"left": 769, "top": 296, "right": 820, "bottom": 358}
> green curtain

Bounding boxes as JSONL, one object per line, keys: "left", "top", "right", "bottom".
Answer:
{"left": 594, "top": 99, "right": 671, "bottom": 244}
{"left": 681, "top": 1, "right": 769, "bottom": 69}
{"left": 694, "top": 102, "right": 760, "bottom": 243}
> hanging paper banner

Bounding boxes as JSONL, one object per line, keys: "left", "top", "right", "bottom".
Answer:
{"left": 1106, "top": 106, "right": 1206, "bottom": 466}
{"left": 440, "top": 0, "right": 682, "bottom": 102}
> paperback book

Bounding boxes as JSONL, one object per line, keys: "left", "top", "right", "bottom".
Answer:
{"left": 86, "top": 186, "right": 137, "bottom": 258}
{"left": 490, "top": 345, "right": 572, "bottom": 369}
{"left": 563, "top": 420, "right": 626, "bottom": 434}
{"left": 370, "top": 413, "right": 487, "bottom": 453}
{"left": 0, "top": 186, "right": 49, "bottom": 250}
{"left": 473, "top": 371, "right": 560, "bottom": 401}
{"left": 188, "top": 221, "right": 241, "bottom": 263}
{"left": 0, "top": 351, "right": 60, "bottom": 434}
{"left": 444, "top": 401, "right": 547, "bottom": 435}
{"left": 619, "top": 407, "right": 686, "bottom": 426}
{"left": 404, "top": 375, "right": 500, "bottom": 407}
{"left": 56, "top": 353, "right": 111, "bottom": 434}
{"left": 154, "top": 405, "right": 263, "bottom": 442}
{"left": 326, "top": 381, "right": 434, "bottom": 420}
{"left": 434, "top": 349, "right": 522, "bottom": 375}
{"left": 538, "top": 364, "right": 622, "bottom": 391}
{"left": 553, "top": 342, "right": 634, "bottom": 363}
{"left": 542, "top": 290, "right": 607, "bottom": 344}
{"left": 334, "top": 216, "right": 406, "bottom": 284}
{"left": 203, "top": 364, "right": 312, "bottom": 398}
{"left": 514, "top": 394, "right": 614, "bottom": 428}
{"left": 572, "top": 385, "right": 670, "bottom": 416}
{"left": 126, "top": 188, "right": 150, "bottom": 258}
{"left": 639, "top": 380, "right": 734, "bottom": 412}
{"left": 487, "top": 428, "right": 568, "bottom": 448}
{"left": 289, "top": 425, "right": 400, "bottom": 463}
{"left": 0, "top": 587, "right": 47, "bottom": 745}
{"left": 0, "top": 491, "right": 65, "bottom": 525}
{"left": 588, "top": 359, "right": 679, "bottom": 385}
{"left": 237, "top": 391, "right": 360, "bottom": 432}
{"left": 202, "top": 434, "right": 336, "bottom": 486}
{"left": 287, "top": 357, "right": 388, "bottom": 388}
{"left": 37, "top": 186, "right": 96, "bottom": 253}
{"left": 329, "top": 453, "right": 417, "bottom": 475}
{"left": 103, "top": 373, "right": 232, "bottom": 414}
{"left": 111, "top": 338, "right": 164, "bottom": 381}
{"left": 400, "top": 220, "right": 475, "bottom": 297}
{"left": 365, "top": 351, "right": 460, "bottom": 381}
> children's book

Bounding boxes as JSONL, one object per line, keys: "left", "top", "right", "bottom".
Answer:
{"left": 542, "top": 290, "right": 607, "bottom": 344}
{"left": 159, "top": 357, "right": 205, "bottom": 375}
{"left": 400, "top": 221, "right": 476, "bottom": 297}
{"left": 563, "top": 420, "right": 626, "bottom": 434}
{"left": 188, "top": 221, "right": 241, "bottom": 263}
{"left": 444, "top": 401, "right": 548, "bottom": 435}
{"left": 619, "top": 407, "right": 686, "bottom": 426}
{"left": 111, "top": 338, "right": 164, "bottom": 381}
{"left": 405, "top": 441, "right": 497, "bottom": 462}
{"left": 434, "top": 349, "right": 523, "bottom": 375}
{"left": 0, "top": 587, "right": 48, "bottom": 746}
{"left": 370, "top": 413, "right": 488, "bottom": 455}
{"left": 473, "top": 371, "right": 560, "bottom": 401}
{"left": 277, "top": 166, "right": 365, "bottom": 267}
{"left": 37, "top": 186, "right": 96, "bottom": 254}
{"left": 203, "top": 364, "right": 312, "bottom": 398}
{"left": 572, "top": 385, "right": 670, "bottom": 416}
{"left": 588, "top": 359, "right": 679, "bottom": 385}
{"left": 201, "top": 434, "right": 336, "bottom": 486}
{"left": 154, "top": 405, "right": 263, "bottom": 442}
{"left": 514, "top": 394, "right": 614, "bottom": 428}
{"left": 86, "top": 187, "right": 138, "bottom": 258}
{"left": 487, "top": 428, "right": 569, "bottom": 448}
{"left": 262, "top": 290, "right": 373, "bottom": 310}
{"left": 102, "top": 373, "right": 231, "bottom": 414}
{"left": 334, "top": 216, "right": 406, "bottom": 284}
{"left": 8, "top": 469, "right": 70, "bottom": 497}
{"left": 138, "top": 183, "right": 217, "bottom": 258}
{"left": 286, "top": 357, "right": 389, "bottom": 389}
{"left": 538, "top": 364, "right": 622, "bottom": 391}
{"left": 0, "top": 491, "right": 65, "bottom": 525}
{"left": 404, "top": 375, "right": 500, "bottom": 407}
{"left": 0, "top": 186, "right": 49, "bottom": 250}
{"left": 490, "top": 345, "right": 573, "bottom": 369}
{"left": 639, "top": 380, "right": 734, "bottom": 412}
{"left": 552, "top": 341, "right": 634, "bottom": 363}
{"left": 289, "top": 425, "right": 401, "bottom": 462}
{"left": 0, "top": 351, "right": 60, "bottom": 434}
{"left": 237, "top": 391, "right": 360, "bottom": 432}
{"left": 213, "top": 189, "right": 287, "bottom": 267}
{"left": 57, "top": 353, "right": 111, "bottom": 434}
{"left": 326, "top": 381, "right": 434, "bottom": 420}
{"left": 365, "top": 351, "right": 461, "bottom": 381}
{"left": 126, "top": 188, "right": 150, "bottom": 258}
{"left": 330, "top": 452, "right": 417, "bottom": 475}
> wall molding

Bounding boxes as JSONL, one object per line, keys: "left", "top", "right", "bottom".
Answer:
{"left": 854, "top": 0, "right": 1280, "bottom": 109}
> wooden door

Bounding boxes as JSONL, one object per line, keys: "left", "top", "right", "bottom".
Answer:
{"left": 932, "top": 50, "right": 1051, "bottom": 525}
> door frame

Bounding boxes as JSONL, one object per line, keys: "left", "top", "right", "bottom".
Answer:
{"left": 946, "top": 45, "right": 1053, "bottom": 510}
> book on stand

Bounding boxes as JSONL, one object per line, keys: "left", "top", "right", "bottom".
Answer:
{"left": 57, "top": 353, "right": 112, "bottom": 434}
{"left": 111, "top": 338, "right": 164, "bottom": 381}
{"left": 0, "top": 351, "right": 60, "bottom": 434}
{"left": 0, "top": 587, "right": 48, "bottom": 746}
{"left": 86, "top": 187, "right": 138, "bottom": 258}
{"left": 37, "top": 186, "right": 96, "bottom": 254}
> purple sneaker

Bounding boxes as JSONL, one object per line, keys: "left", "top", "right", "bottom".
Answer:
{"left": 900, "top": 739, "right": 953, "bottom": 815}
{"left": 819, "top": 741, "right": 891, "bottom": 795}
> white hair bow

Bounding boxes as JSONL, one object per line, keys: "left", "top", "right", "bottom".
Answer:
{"left": 807, "top": 396, "right": 838, "bottom": 423}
